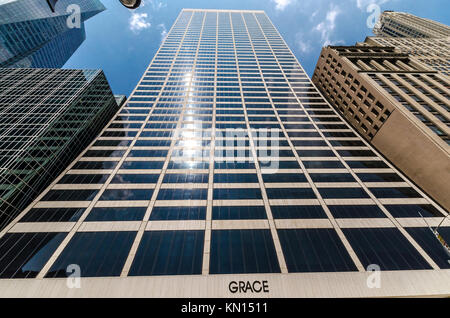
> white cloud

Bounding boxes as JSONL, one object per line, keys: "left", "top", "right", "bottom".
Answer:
{"left": 313, "top": 4, "right": 341, "bottom": 46}
{"left": 142, "top": 0, "right": 167, "bottom": 11}
{"left": 158, "top": 23, "right": 168, "bottom": 43}
{"left": 295, "top": 32, "right": 312, "bottom": 53}
{"left": 129, "top": 13, "right": 151, "bottom": 33}
{"left": 271, "top": 0, "right": 296, "bottom": 11}
{"left": 355, "top": 0, "right": 390, "bottom": 10}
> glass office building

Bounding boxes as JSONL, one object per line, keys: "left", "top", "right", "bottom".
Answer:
{"left": 0, "top": 67, "right": 118, "bottom": 231}
{"left": 0, "top": 0, "right": 105, "bottom": 68}
{"left": 0, "top": 9, "right": 449, "bottom": 297}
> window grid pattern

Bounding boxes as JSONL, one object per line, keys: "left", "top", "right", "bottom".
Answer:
{"left": 0, "top": 9, "right": 448, "bottom": 280}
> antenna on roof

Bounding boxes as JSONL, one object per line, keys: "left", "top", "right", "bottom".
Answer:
{"left": 418, "top": 211, "right": 450, "bottom": 263}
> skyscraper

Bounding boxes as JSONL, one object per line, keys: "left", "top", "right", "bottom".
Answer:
{"left": 312, "top": 45, "right": 450, "bottom": 211}
{"left": 0, "top": 9, "right": 449, "bottom": 297}
{"left": 0, "top": 0, "right": 105, "bottom": 68}
{"left": 362, "top": 36, "right": 450, "bottom": 77}
{"left": 0, "top": 67, "right": 118, "bottom": 231}
{"left": 373, "top": 11, "right": 450, "bottom": 38}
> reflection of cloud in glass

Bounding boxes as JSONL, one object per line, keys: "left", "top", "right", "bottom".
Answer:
{"left": 21, "top": 233, "right": 66, "bottom": 275}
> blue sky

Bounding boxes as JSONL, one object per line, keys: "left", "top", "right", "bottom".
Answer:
{"left": 64, "top": 0, "right": 450, "bottom": 97}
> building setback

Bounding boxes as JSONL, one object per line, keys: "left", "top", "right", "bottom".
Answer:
{"left": 362, "top": 36, "right": 450, "bottom": 77}
{"left": 312, "top": 45, "right": 450, "bottom": 211}
{"left": 0, "top": 0, "right": 105, "bottom": 68}
{"left": 373, "top": 11, "right": 450, "bottom": 38}
{"left": 0, "top": 68, "right": 118, "bottom": 230}
{"left": 0, "top": 9, "right": 449, "bottom": 297}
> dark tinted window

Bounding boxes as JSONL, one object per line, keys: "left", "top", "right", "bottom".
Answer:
{"left": 46, "top": 231, "right": 136, "bottom": 277}
{"left": 209, "top": 230, "right": 281, "bottom": 274}
{"left": 310, "top": 173, "right": 355, "bottom": 183}
{"left": 86, "top": 207, "right": 147, "bottom": 221}
{"left": 385, "top": 205, "right": 444, "bottom": 218}
{"left": 157, "top": 189, "right": 207, "bottom": 200}
{"left": 164, "top": 174, "right": 209, "bottom": 183}
{"left": 357, "top": 173, "right": 404, "bottom": 183}
{"left": 278, "top": 229, "right": 357, "bottom": 272}
{"left": 111, "top": 174, "right": 159, "bottom": 184}
{"left": 128, "top": 150, "right": 168, "bottom": 157}
{"left": 369, "top": 187, "right": 422, "bottom": 198}
{"left": 0, "top": 233, "right": 66, "bottom": 278}
{"left": 150, "top": 207, "right": 206, "bottom": 220}
{"left": 297, "top": 150, "right": 335, "bottom": 157}
{"left": 121, "top": 161, "right": 165, "bottom": 169}
{"left": 100, "top": 189, "right": 153, "bottom": 201}
{"left": 343, "top": 228, "right": 431, "bottom": 270}
{"left": 214, "top": 173, "right": 258, "bottom": 183}
{"left": 19, "top": 208, "right": 84, "bottom": 222}
{"left": 319, "top": 188, "right": 369, "bottom": 199}
{"left": 129, "top": 231, "right": 204, "bottom": 276}
{"left": 212, "top": 206, "right": 267, "bottom": 220}
{"left": 346, "top": 160, "right": 389, "bottom": 169}
{"left": 262, "top": 173, "right": 307, "bottom": 183}
{"left": 42, "top": 190, "right": 98, "bottom": 201}
{"left": 338, "top": 150, "right": 375, "bottom": 157}
{"left": 266, "top": 188, "right": 316, "bottom": 199}
{"left": 168, "top": 161, "right": 209, "bottom": 169}
{"left": 271, "top": 205, "right": 327, "bottom": 219}
{"left": 214, "top": 162, "right": 255, "bottom": 169}
{"left": 213, "top": 188, "right": 262, "bottom": 200}
{"left": 406, "top": 227, "right": 450, "bottom": 269}
{"left": 58, "top": 174, "right": 109, "bottom": 184}
{"left": 303, "top": 161, "right": 344, "bottom": 169}
{"left": 72, "top": 161, "right": 118, "bottom": 170}
{"left": 328, "top": 205, "right": 386, "bottom": 218}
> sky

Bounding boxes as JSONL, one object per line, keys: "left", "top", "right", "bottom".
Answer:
{"left": 64, "top": 0, "right": 450, "bottom": 97}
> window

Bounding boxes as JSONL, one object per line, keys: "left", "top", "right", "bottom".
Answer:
{"left": 121, "top": 161, "right": 164, "bottom": 169}
{"left": 213, "top": 188, "right": 262, "bottom": 200}
{"left": 46, "top": 232, "right": 136, "bottom": 278}
{"left": 346, "top": 160, "right": 388, "bottom": 169}
{"left": 100, "top": 189, "right": 153, "bottom": 201}
{"left": 278, "top": 229, "right": 357, "bottom": 272}
{"left": 343, "top": 228, "right": 431, "bottom": 270}
{"left": 310, "top": 173, "right": 355, "bottom": 183}
{"left": 384, "top": 205, "right": 444, "bottom": 218}
{"left": 369, "top": 187, "right": 421, "bottom": 198}
{"left": 86, "top": 207, "right": 147, "bottom": 221}
{"left": 150, "top": 207, "right": 206, "bottom": 220}
{"left": 19, "top": 208, "right": 84, "bottom": 223}
{"left": 0, "top": 233, "right": 67, "bottom": 278}
{"left": 164, "top": 174, "right": 209, "bottom": 183}
{"left": 266, "top": 188, "right": 316, "bottom": 199}
{"left": 303, "top": 161, "right": 344, "bottom": 169}
{"left": 357, "top": 173, "right": 404, "bottom": 183}
{"left": 42, "top": 190, "right": 98, "bottom": 201}
{"left": 319, "top": 188, "right": 369, "bottom": 199}
{"left": 328, "top": 205, "right": 386, "bottom": 218}
{"left": 262, "top": 173, "right": 307, "bottom": 183}
{"left": 111, "top": 174, "right": 159, "bottom": 184}
{"left": 212, "top": 206, "right": 267, "bottom": 220}
{"left": 271, "top": 205, "right": 327, "bottom": 219}
{"left": 406, "top": 227, "right": 450, "bottom": 269}
{"left": 209, "top": 230, "right": 281, "bottom": 274}
{"left": 129, "top": 231, "right": 204, "bottom": 276}
{"left": 157, "top": 189, "right": 207, "bottom": 200}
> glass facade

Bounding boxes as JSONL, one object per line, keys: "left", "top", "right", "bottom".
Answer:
{"left": 0, "top": 67, "right": 118, "bottom": 230}
{"left": 0, "top": 9, "right": 448, "bottom": 287}
{"left": 0, "top": 0, "right": 105, "bottom": 68}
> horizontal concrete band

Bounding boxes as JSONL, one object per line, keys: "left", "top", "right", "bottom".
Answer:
{"left": 0, "top": 270, "right": 449, "bottom": 298}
